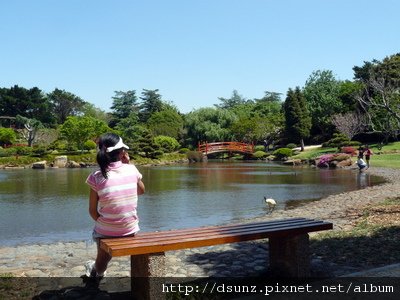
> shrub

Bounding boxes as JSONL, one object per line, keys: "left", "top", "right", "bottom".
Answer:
{"left": 322, "top": 133, "right": 350, "bottom": 148}
{"left": 154, "top": 135, "right": 180, "bottom": 153}
{"left": 178, "top": 148, "right": 190, "bottom": 154}
{"left": 340, "top": 141, "right": 361, "bottom": 147}
{"left": 1, "top": 146, "right": 32, "bottom": 157}
{"left": 317, "top": 153, "right": 351, "bottom": 167}
{"left": 0, "top": 128, "right": 16, "bottom": 146}
{"left": 252, "top": 150, "right": 268, "bottom": 159}
{"left": 254, "top": 145, "right": 266, "bottom": 152}
{"left": 31, "top": 146, "right": 48, "bottom": 157}
{"left": 187, "top": 151, "right": 204, "bottom": 162}
{"left": 317, "top": 154, "right": 334, "bottom": 167}
{"left": 83, "top": 140, "right": 97, "bottom": 151}
{"left": 273, "top": 148, "right": 293, "bottom": 159}
{"left": 286, "top": 143, "right": 297, "bottom": 149}
{"left": 340, "top": 146, "right": 357, "bottom": 156}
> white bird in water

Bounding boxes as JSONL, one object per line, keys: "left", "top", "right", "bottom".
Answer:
{"left": 264, "top": 197, "right": 276, "bottom": 213}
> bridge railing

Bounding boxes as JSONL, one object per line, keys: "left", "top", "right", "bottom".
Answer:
{"left": 198, "top": 142, "right": 254, "bottom": 154}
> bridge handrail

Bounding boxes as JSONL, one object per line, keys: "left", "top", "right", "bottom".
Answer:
{"left": 198, "top": 141, "right": 254, "bottom": 154}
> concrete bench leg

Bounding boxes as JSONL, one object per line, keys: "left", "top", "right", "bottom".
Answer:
{"left": 268, "top": 233, "right": 310, "bottom": 277}
{"left": 130, "top": 252, "right": 166, "bottom": 300}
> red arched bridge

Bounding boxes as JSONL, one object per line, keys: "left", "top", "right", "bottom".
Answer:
{"left": 198, "top": 142, "right": 254, "bottom": 155}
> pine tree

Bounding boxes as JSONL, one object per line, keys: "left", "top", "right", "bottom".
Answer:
{"left": 283, "top": 87, "right": 311, "bottom": 151}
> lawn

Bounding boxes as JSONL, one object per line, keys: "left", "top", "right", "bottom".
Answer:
{"left": 293, "top": 141, "right": 400, "bottom": 169}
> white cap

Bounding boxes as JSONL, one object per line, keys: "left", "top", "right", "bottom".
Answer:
{"left": 106, "top": 137, "right": 129, "bottom": 152}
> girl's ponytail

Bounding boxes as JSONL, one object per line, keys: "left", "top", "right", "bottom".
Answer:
{"left": 96, "top": 133, "right": 124, "bottom": 179}
{"left": 97, "top": 146, "right": 111, "bottom": 178}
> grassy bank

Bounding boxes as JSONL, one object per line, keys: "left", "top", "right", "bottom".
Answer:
{"left": 293, "top": 142, "right": 400, "bottom": 169}
{"left": 0, "top": 152, "right": 187, "bottom": 168}
{"left": 311, "top": 197, "right": 400, "bottom": 271}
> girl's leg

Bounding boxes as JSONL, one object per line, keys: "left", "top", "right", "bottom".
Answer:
{"left": 95, "top": 243, "right": 112, "bottom": 276}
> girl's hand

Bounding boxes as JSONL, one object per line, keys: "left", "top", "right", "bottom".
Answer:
{"left": 121, "top": 151, "right": 130, "bottom": 164}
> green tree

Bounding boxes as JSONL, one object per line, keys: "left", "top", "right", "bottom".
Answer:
{"left": 229, "top": 91, "right": 284, "bottom": 145}
{"left": 139, "top": 89, "right": 164, "bottom": 123}
{"left": 303, "top": 70, "right": 343, "bottom": 137}
{"left": 81, "top": 102, "right": 110, "bottom": 123}
{"left": 147, "top": 109, "right": 183, "bottom": 139}
{"left": 283, "top": 87, "right": 311, "bottom": 151}
{"left": 0, "top": 85, "right": 54, "bottom": 125}
{"left": 354, "top": 53, "right": 400, "bottom": 143}
{"left": 0, "top": 127, "right": 16, "bottom": 146}
{"left": 109, "top": 90, "right": 139, "bottom": 127}
{"left": 137, "top": 131, "right": 163, "bottom": 158}
{"left": 216, "top": 90, "right": 247, "bottom": 109}
{"left": 154, "top": 135, "right": 180, "bottom": 153}
{"left": 59, "top": 116, "right": 111, "bottom": 151}
{"left": 184, "top": 107, "right": 237, "bottom": 145}
{"left": 16, "top": 115, "right": 44, "bottom": 147}
{"left": 48, "top": 88, "right": 85, "bottom": 124}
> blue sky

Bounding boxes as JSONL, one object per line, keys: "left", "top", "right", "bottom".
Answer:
{"left": 1, "top": 0, "right": 399, "bottom": 113}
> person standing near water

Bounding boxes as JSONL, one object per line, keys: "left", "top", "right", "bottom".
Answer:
{"left": 364, "top": 145, "right": 373, "bottom": 169}
{"left": 84, "top": 133, "right": 145, "bottom": 280}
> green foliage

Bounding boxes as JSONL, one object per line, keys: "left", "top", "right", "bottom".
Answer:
{"left": 147, "top": 109, "right": 183, "bottom": 139}
{"left": 286, "top": 143, "right": 297, "bottom": 149}
{"left": 215, "top": 89, "right": 247, "bottom": 109}
{"left": 303, "top": 70, "right": 343, "bottom": 135}
{"left": 83, "top": 140, "right": 97, "bottom": 151}
{"left": 0, "top": 85, "right": 55, "bottom": 126}
{"left": 59, "top": 116, "right": 112, "bottom": 151}
{"left": 283, "top": 87, "right": 311, "bottom": 146}
{"left": 0, "top": 128, "right": 16, "bottom": 146}
{"left": 109, "top": 90, "right": 139, "bottom": 127}
{"left": 185, "top": 107, "right": 237, "bottom": 145}
{"left": 0, "top": 146, "right": 31, "bottom": 157}
{"left": 322, "top": 133, "right": 351, "bottom": 148}
{"left": 252, "top": 150, "right": 268, "bottom": 159}
{"left": 139, "top": 89, "right": 164, "bottom": 123}
{"left": 47, "top": 88, "right": 85, "bottom": 124}
{"left": 137, "top": 131, "right": 163, "bottom": 159}
{"left": 254, "top": 145, "right": 265, "bottom": 152}
{"left": 178, "top": 148, "right": 190, "bottom": 153}
{"left": 48, "top": 140, "right": 67, "bottom": 151}
{"left": 154, "top": 135, "right": 180, "bottom": 153}
{"left": 30, "top": 146, "right": 48, "bottom": 157}
{"left": 273, "top": 148, "right": 293, "bottom": 159}
{"left": 186, "top": 151, "right": 204, "bottom": 162}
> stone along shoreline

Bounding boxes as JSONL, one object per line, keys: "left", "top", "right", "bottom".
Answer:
{"left": 1, "top": 166, "right": 399, "bottom": 279}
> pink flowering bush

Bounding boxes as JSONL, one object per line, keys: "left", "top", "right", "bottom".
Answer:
{"left": 317, "top": 154, "right": 334, "bottom": 168}
{"left": 317, "top": 153, "right": 351, "bottom": 168}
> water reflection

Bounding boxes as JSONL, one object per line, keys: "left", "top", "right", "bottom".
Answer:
{"left": 0, "top": 162, "right": 385, "bottom": 246}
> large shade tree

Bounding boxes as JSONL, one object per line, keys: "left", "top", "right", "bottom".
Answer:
{"left": 303, "top": 70, "right": 343, "bottom": 138}
{"left": 354, "top": 53, "right": 400, "bottom": 143}
{"left": 48, "top": 88, "right": 85, "bottom": 125}
{"left": 184, "top": 107, "right": 237, "bottom": 145}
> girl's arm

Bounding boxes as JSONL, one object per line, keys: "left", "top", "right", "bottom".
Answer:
{"left": 89, "top": 188, "right": 100, "bottom": 221}
{"left": 137, "top": 180, "right": 145, "bottom": 195}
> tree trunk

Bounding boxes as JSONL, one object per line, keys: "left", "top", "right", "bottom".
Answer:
{"left": 300, "top": 139, "right": 305, "bottom": 152}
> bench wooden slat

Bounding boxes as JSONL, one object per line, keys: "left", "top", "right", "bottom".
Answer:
{"left": 101, "top": 218, "right": 310, "bottom": 246}
{"left": 101, "top": 218, "right": 332, "bottom": 256}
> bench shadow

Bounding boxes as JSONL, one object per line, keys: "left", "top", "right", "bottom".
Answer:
{"left": 31, "top": 277, "right": 132, "bottom": 300}
{"left": 183, "top": 225, "right": 400, "bottom": 278}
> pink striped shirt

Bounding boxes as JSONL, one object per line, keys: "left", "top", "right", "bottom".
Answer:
{"left": 86, "top": 161, "right": 142, "bottom": 236}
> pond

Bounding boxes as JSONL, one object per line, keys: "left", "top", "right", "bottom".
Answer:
{"left": 0, "top": 161, "right": 385, "bottom": 246}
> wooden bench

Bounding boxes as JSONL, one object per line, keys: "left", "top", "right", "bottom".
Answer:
{"left": 100, "top": 218, "right": 333, "bottom": 299}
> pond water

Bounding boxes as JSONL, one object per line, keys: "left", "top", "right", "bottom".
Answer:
{"left": 0, "top": 161, "right": 385, "bottom": 246}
